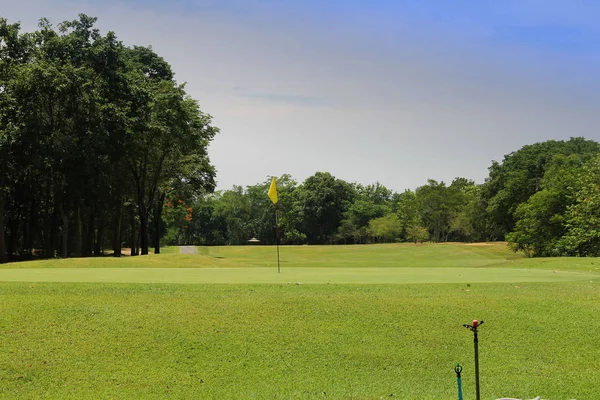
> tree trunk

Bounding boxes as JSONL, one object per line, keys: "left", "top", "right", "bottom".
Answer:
{"left": 130, "top": 204, "right": 138, "bottom": 256}
{"left": 0, "top": 196, "right": 6, "bottom": 263}
{"left": 95, "top": 226, "right": 104, "bottom": 256}
{"left": 140, "top": 212, "right": 149, "bottom": 255}
{"left": 153, "top": 192, "right": 166, "bottom": 255}
{"left": 49, "top": 209, "right": 58, "bottom": 259}
{"left": 84, "top": 213, "right": 94, "bottom": 257}
{"left": 7, "top": 218, "right": 19, "bottom": 261}
{"left": 25, "top": 202, "right": 35, "bottom": 259}
{"left": 74, "top": 203, "right": 82, "bottom": 257}
{"left": 43, "top": 177, "right": 53, "bottom": 258}
{"left": 153, "top": 222, "right": 160, "bottom": 254}
{"left": 113, "top": 207, "right": 122, "bottom": 257}
{"left": 44, "top": 212, "right": 53, "bottom": 258}
{"left": 60, "top": 203, "right": 68, "bottom": 258}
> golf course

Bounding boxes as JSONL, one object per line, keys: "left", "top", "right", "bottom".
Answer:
{"left": 3, "top": 4, "right": 600, "bottom": 399}
{"left": 1, "top": 242, "right": 598, "bottom": 399}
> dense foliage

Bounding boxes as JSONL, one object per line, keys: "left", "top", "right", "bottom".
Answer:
{"left": 0, "top": 15, "right": 217, "bottom": 262}
{"left": 2, "top": 16, "right": 599, "bottom": 261}
{"left": 163, "top": 137, "right": 600, "bottom": 257}
{"left": 163, "top": 173, "right": 488, "bottom": 247}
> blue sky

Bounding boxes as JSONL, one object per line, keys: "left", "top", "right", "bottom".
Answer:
{"left": 3, "top": 0, "right": 600, "bottom": 191}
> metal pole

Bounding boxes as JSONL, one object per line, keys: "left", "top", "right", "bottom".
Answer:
{"left": 454, "top": 363, "right": 463, "bottom": 400}
{"left": 474, "top": 329, "right": 480, "bottom": 400}
{"left": 463, "top": 320, "right": 484, "bottom": 400}
{"left": 275, "top": 207, "right": 280, "bottom": 274}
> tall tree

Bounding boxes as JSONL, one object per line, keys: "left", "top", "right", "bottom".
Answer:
{"left": 213, "top": 186, "right": 251, "bottom": 245}
{"left": 0, "top": 15, "right": 217, "bottom": 260}
{"left": 298, "top": 172, "right": 355, "bottom": 244}
{"left": 0, "top": 18, "right": 31, "bottom": 262}
{"left": 338, "top": 182, "right": 392, "bottom": 244}
{"left": 395, "top": 189, "right": 421, "bottom": 241}
{"left": 482, "top": 137, "right": 600, "bottom": 239}
{"left": 557, "top": 155, "right": 600, "bottom": 256}
{"left": 367, "top": 214, "right": 401, "bottom": 243}
{"left": 447, "top": 178, "right": 486, "bottom": 242}
{"left": 507, "top": 154, "right": 584, "bottom": 257}
{"left": 416, "top": 180, "right": 462, "bottom": 242}
{"left": 124, "top": 46, "right": 218, "bottom": 255}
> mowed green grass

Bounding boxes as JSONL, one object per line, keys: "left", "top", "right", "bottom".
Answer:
{"left": 0, "top": 242, "right": 519, "bottom": 269}
{"left": 0, "top": 243, "right": 597, "bottom": 285}
{"left": 0, "top": 243, "right": 599, "bottom": 399}
{"left": 0, "top": 267, "right": 595, "bottom": 285}
{"left": 4, "top": 242, "right": 600, "bottom": 272}
{"left": 1, "top": 282, "right": 599, "bottom": 399}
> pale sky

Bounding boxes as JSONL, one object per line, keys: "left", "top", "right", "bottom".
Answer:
{"left": 3, "top": 0, "right": 600, "bottom": 192}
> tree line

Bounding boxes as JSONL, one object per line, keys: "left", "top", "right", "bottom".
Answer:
{"left": 164, "top": 136, "right": 600, "bottom": 257}
{"left": 2, "top": 16, "right": 599, "bottom": 262}
{"left": 0, "top": 15, "right": 217, "bottom": 262}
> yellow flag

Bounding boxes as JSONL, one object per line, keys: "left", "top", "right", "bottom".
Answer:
{"left": 268, "top": 177, "right": 278, "bottom": 205}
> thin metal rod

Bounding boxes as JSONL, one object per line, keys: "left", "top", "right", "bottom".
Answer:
{"left": 474, "top": 330, "right": 480, "bottom": 400}
{"left": 455, "top": 363, "right": 463, "bottom": 400}
{"left": 275, "top": 207, "right": 280, "bottom": 273}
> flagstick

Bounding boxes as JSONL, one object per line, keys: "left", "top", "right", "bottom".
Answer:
{"left": 268, "top": 176, "right": 280, "bottom": 273}
{"left": 275, "top": 205, "right": 280, "bottom": 273}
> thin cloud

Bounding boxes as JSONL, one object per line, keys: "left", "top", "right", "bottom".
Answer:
{"left": 242, "top": 92, "right": 330, "bottom": 108}
{"left": 2, "top": 0, "right": 599, "bottom": 192}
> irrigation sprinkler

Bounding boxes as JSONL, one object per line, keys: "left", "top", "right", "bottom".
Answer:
{"left": 463, "top": 319, "right": 484, "bottom": 400}
{"left": 454, "top": 363, "right": 463, "bottom": 400}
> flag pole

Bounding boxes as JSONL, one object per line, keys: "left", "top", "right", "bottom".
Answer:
{"left": 275, "top": 204, "right": 280, "bottom": 274}
{"left": 268, "top": 176, "right": 280, "bottom": 274}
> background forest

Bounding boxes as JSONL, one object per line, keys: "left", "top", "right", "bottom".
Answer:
{"left": 2, "top": 16, "right": 599, "bottom": 261}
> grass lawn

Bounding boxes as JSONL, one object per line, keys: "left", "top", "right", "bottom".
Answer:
{"left": 1, "top": 242, "right": 520, "bottom": 269}
{"left": 5, "top": 242, "right": 600, "bottom": 273}
{"left": 0, "top": 243, "right": 599, "bottom": 399}
{"left": 0, "top": 267, "right": 595, "bottom": 285}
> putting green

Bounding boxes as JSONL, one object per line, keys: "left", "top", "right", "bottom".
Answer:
{"left": 0, "top": 267, "right": 594, "bottom": 284}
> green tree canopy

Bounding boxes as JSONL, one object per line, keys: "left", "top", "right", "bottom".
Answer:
{"left": 483, "top": 137, "right": 600, "bottom": 239}
{"left": 556, "top": 155, "right": 600, "bottom": 256}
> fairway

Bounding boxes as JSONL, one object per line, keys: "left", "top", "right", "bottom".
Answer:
{"left": 1, "top": 243, "right": 599, "bottom": 399}
{"left": 4, "top": 6, "right": 600, "bottom": 399}
{"left": 6, "top": 242, "right": 600, "bottom": 273}
{"left": 0, "top": 266, "right": 594, "bottom": 284}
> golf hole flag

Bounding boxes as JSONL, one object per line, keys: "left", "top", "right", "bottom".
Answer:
{"left": 268, "top": 176, "right": 281, "bottom": 273}
{"left": 268, "top": 177, "right": 278, "bottom": 205}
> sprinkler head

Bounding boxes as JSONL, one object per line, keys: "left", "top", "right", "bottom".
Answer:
{"left": 454, "top": 363, "right": 462, "bottom": 374}
{"left": 463, "top": 319, "right": 484, "bottom": 332}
